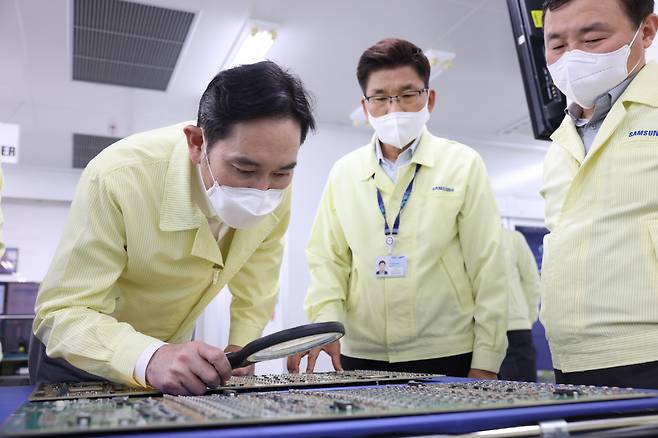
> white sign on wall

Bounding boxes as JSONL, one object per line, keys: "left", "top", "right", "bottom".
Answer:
{"left": 0, "top": 122, "right": 20, "bottom": 164}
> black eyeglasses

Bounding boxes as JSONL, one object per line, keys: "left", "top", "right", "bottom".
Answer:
{"left": 363, "top": 88, "right": 429, "bottom": 109}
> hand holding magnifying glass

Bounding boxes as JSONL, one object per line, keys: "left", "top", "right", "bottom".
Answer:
{"left": 146, "top": 322, "right": 344, "bottom": 396}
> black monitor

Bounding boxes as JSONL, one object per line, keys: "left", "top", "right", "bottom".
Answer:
{"left": 507, "top": 0, "right": 566, "bottom": 141}
{"left": 5, "top": 282, "right": 39, "bottom": 315}
{"left": 0, "top": 319, "right": 32, "bottom": 355}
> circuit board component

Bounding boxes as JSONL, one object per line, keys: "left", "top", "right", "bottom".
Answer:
{"left": 29, "top": 370, "right": 440, "bottom": 401}
{"left": 6, "top": 380, "right": 656, "bottom": 436}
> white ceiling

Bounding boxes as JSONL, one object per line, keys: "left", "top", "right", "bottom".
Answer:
{"left": 9, "top": 0, "right": 657, "bottom": 169}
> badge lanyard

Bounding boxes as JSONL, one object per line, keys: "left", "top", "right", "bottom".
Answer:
{"left": 375, "top": 164, "right": 421, "bottom": 255}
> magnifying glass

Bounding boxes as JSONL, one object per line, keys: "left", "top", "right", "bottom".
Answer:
{"left": 224, "top": 321, "right": 345, "bottom": 369}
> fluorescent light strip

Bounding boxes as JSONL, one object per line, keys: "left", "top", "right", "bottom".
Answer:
{"left": 224, "top": 20, "right": 278, "bottom": 70}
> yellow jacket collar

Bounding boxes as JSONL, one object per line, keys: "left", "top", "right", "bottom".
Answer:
{"left": 550, "top": 116, "right": 586, "bottom": 164}
{"left": 159, "top": 138, "right": 206, "bottom": 231}
{"left": 357, "top": 126, "right": 435, "bottom": 181}
{"left": 620, "top": 61, "right": 658, "bottom": 108}
{"left": 550, "top": 61, "right": 658, "bottom": 162}
{"left": 410, "top": 127, "right": 437, "bottom": 168}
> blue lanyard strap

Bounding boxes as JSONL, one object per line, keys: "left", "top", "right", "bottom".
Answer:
{"left": 375, "top": 163, "right": 421, "bottom": 236}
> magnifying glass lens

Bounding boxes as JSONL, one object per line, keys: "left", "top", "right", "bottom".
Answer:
{"left": 226, "top": 322, "right": 345, "bottom": 369}
{"left": 248, "top": 332, "right": 343, "bottom": 362}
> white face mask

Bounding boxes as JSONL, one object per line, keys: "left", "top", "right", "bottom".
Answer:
{"left": 367, "top": 102, "right": 430, "bottom": 149}
{"left": 547, "top": 27, "right": 642, "bottom": 109}
{"left": 202, "top": 151, "right": 284, "bottom": 229}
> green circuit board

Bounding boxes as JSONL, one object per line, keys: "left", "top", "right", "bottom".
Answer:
{"left": 29, "top": 370, "right": 441, "bottom": 401}
{"left": 5, "top": 380, "right": 656, "bottom": 436}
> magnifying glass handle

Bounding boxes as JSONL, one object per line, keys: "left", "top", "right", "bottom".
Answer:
{"left": 225, "top": 351, "right": 246, "bottom": 369}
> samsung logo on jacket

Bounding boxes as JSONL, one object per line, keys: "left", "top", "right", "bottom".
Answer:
{"left": 628, "top": 130, "right": 658, "bottom": 138}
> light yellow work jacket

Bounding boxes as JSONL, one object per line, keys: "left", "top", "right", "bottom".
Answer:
{"left": 305, "top": 128, "right": 508, "bottom": 373}
{"left": 34, "top": 122, "right": 290, "bottom": 385}
{"left": 540, "top": 61, "right": 658, "bottom": 372}
{"left": 502, "top": 228, "right": 540, "bottom": 331}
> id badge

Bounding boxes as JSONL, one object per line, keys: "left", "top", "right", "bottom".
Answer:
{"left": 374, "top": 255, "right": 407, "bottom": 278}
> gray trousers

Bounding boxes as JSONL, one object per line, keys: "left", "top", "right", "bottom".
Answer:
{"left": 29, "top": 333, "right": 105, "bottom": 384}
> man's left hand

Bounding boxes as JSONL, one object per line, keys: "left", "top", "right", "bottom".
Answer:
{"left": 225, "top": 344, "right": 256, "bottom": 377}
{"left": 467, "top": 368, "right": 497, "bottom": 380}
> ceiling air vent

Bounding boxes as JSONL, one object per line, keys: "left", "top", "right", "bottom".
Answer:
{"left": 72, "top": 133, "right": 122, "bottom": 168}
{"left": 72, "top": 0, "right": 195, "bottom": 91}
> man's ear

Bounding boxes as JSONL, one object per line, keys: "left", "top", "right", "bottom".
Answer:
{"left": 184, "top": 125, "right": 204, "bottom": 164}
{"left": 427, "top": 89, "right": 437, "bottom": 113}
{"left": 360, "top": 97, "right": 370, "bottom": 122}
{"left": 641, "top": 13, "right": 658, "bottom": 49}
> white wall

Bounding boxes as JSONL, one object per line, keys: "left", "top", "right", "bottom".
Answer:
{"left": 1, "top": 198, "right": 70, "bottom": 283}
{"left": 1, "top": 165, "right": 81, "bottom": 282}
{"left": 467, "top": 139, "right": 546, "bottom": 220}
{"left": 3, "top": 165, "right": 81, "bottom": 202}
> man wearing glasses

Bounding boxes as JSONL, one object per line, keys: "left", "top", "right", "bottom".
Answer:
{"left": 288, "top": 39, "right": 508, "bottom": 378}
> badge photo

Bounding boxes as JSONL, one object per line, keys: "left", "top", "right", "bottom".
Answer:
{"left": 374, "top": 255, "right": 407, "bottom": 278}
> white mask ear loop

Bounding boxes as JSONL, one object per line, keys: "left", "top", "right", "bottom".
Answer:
{"left": 627, "top": 26, "right": 643, "bottom": 75}
{"left": 200, "top": 133, "right": 219, "bottom": 185}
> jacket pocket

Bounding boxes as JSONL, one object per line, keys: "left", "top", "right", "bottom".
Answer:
{"left": 439, "top": 257, "right": 465, "bottom": 309}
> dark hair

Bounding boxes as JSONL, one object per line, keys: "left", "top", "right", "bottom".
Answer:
{"left": 356, "top": 38, "right": 430, "bottom": 94}
{"left": 197, "top": 61, "right": 315, "bottom": 148}
{"left": 543, "top": 0, "right": 655, "bottom": 27}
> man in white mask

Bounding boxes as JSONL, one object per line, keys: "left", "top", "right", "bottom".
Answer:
{"left": 30, "top": 61, "right": 316, "bottom": 395}
{"left": 541, "top": 0, "right": 658, "bottom": 388}
{"left": 289, "top": 39, "right": 508, "bottom": 379}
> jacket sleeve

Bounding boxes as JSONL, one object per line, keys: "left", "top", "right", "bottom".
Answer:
{"left": 515, "top": 232, "right": 541, "bottom": 325}
{"left": 226, "top": 191, "right": 291, "bottom": 347}
{"left": 458, "top": 155, "right": 508, "bottom": 373}
{"left": 33, "top": 168, "right": 162, "bottom": 386}
{"left": 304, "top": 167, "right": 352, "bottom": 324}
